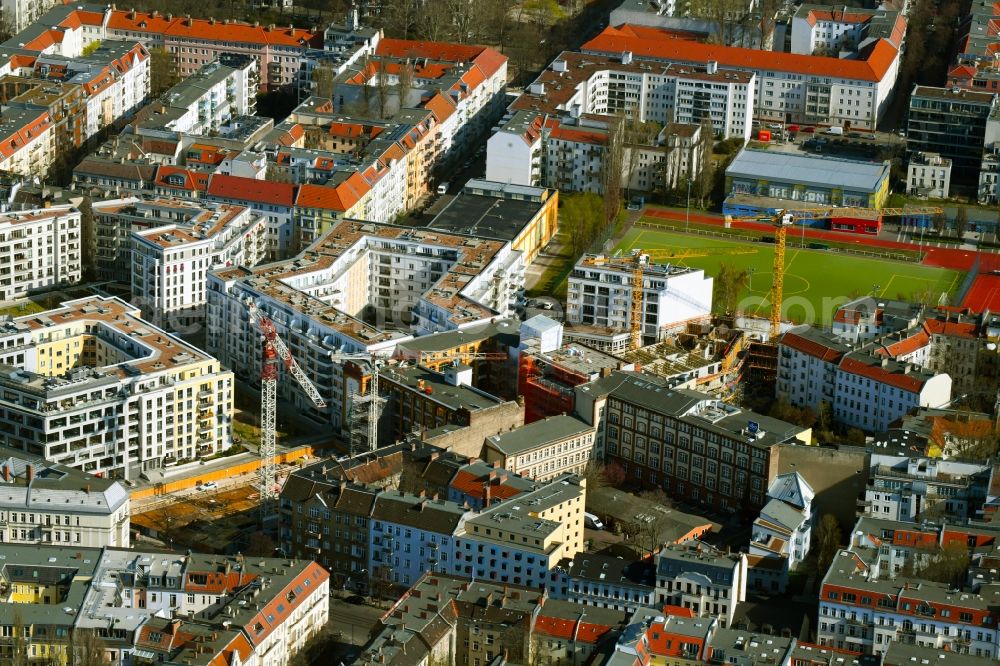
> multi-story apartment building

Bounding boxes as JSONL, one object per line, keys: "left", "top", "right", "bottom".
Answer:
{"left": 907, "top": 86, "right": 996, "bottom": 187}
{"left": 863, "top": 455, "right": 992, "bottom": 522}
{"left": 93, "top": 197, "right": 207, "bottom": 283}
{"left": 749, "top": 471, "right": 814, "bottom": 593}
{"left": 566, "top": 254, "right": 713, "bottom": 347}
{"left": 360, "top": 573, "right": 629, "bottom": 666}
{"left": 487, "top": 51, "right": 740, "bottom": 191}
{"left": 818, "top": 549, "right": 1000, "bottom": 656}
{"left": 378, "top": 363, "right": 524, "bottom": 454}
{"left": 583, "top": 24, "right": 901, "bottom": 129}
{"left": 0, "top": 296, "right": 233, "bottom": 480}
{"left": 131, "top": 204, "right": 266, "bottom": 330}
{"left": 0, "top": 455, "right": 130, "bottom": 547}
{"left": 0, "top": 205, "right": 80, "bottom": 301}
{"left": 789, "top": 5, "right": 906, "bottom": 56}
{"left": 100, "top": 9, "right": 320, "bottom": 90}
{"left": 0, "top": 545, "right": 328, "bottom": 665}
{"left": 849, "top": 515, "right": 999, "bottom": 578}
{"left": 34, "top": 42, "right": 151, "bottom": 140}
{"left": 655, "top": 541, "right": 748, "bottom": 628}
{"left": 0, "top": 107, "right": 56, "bottom": 177}
{"left": 598, "top": 371, "right": 810, "bottom": 513}
{"left": 832, "top": 297, "right": 923, "bottom": 342}
{"left": 778, "top": 326, "right": 952, "bottom": 432}
{"left": 550, "top": 553, "right": 656, "bottom": 613}
{"left": 483, "top": 415, "right": 596, "bottom": 481}
{"left": 369, "top": 490, "right": 468, "bottom": 593}
{"left": 1, "top": 0, "right": 61, "bottom": 33}
{"left": 907, "top": 152, "right": 953, "bottom": 198}
{"left": 132, "top": 56, "right": 257, "bottom": 135}
{"left": 206, "top": 220, "right": 525, "bottom": 437}
{"left": 450, "top": 473, "right": 586, "bottom": 589}
{"left": 280, "top": 472, "right": 377, "bottom": 590}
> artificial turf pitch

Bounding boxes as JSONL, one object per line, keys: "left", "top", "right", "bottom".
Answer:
{"left": 613, "top": 227, "right": 964, "bottom": 326}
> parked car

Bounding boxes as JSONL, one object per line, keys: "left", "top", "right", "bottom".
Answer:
{"left": 767, "top": 122, "right": 782, "bottom": 130}
{"left": 824, "top": 126, "right": 844, "bottom": 136}
{"left": 863, "top": 133, "right": 877, "bottom": 140}
{"left": 801, "top": 126, "right": 815, "bottom": 133}
{"left": 201, "top": 481, "right": 218, "bottom": 490}
{"left": 584, "top": 512, "right": 605, "bottom": 530}
{"left": 437, "top": 182, "right": 450, "bottom": 194}
{"left": 627, "top": 195, "right": 645, "bottom": 211}
{"left": 787, "top": 124, "right": 800, "bottom": 132}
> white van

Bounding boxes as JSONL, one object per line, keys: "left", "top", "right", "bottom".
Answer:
{"left": 584, "top": 512, "right": 604, "bottom": 530}
{"left": 824, "top": 126, "right": 844, "bottom": 136}
{"left": 437, "top": 182, "right": 450, "bottom": 195}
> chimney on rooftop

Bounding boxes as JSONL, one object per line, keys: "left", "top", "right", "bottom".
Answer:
{"left": 26, "top": 464, "right": 34, "bottom": 483}
{"left": 1, "top": 464, "right": 8, "bottom": 482}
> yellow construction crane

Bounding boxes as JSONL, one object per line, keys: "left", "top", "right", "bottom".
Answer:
{"left": 724, "top": 206, "right": 943, "bottom": 338}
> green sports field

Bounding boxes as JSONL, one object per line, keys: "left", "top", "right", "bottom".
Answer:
{"left": 614, "top": 228, "right": 964, "bottom": 326}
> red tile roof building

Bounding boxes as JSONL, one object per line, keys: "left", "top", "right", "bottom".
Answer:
{"left": 581, "top": 24, "right": 900, "bottom": 129}
{"left": 778, "top": 325, "right": 952, "bottom": 433}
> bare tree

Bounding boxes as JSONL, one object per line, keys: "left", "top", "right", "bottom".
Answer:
{"left": 602, "top": 116, "right": 626, "bottom": 228}
{"left": 69, "top": 630, "right": 107, "bottom": 666}
{"left": 374, "top": 57, "right": 392, "bottom": 120}
{"left": 396, "top": 59, "right": 415, "bottom": 109}
{"left": 311, "top": 62, "right": 336, "bottom": 99}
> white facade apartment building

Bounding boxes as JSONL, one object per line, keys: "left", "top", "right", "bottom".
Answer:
{"left": 483, "top": 414, "right": 596, "bottom": 482}
{"left": 0, "top": 296, "right": 233, "bottom": 481}
{"left": 93, "top": 197, "right": 208, "bottom": 284}
{"left": 16, "top": 546, "right": 330, "bottom": 666}
{"left": 368, "top": 491, "right": 468, "bottom": 591}
{"left": 0, "top": 456, "right": 130, "bottom": 547}
{"left": 834, "top": 355, "right": 950, "bottom": 432}
{"left": 34, "top": 42, "right": 151, "bottom": 141}
{"left": 206, "top": 220, "right": 522, "bottom": 435}
{"left": 137, "top": 55, "right": 257, "bottom": 135}
{"left": 0, "top": 108, "right": 57, "bottom": 178}
{"left": 131, "top": 204, "right": 266, "bottom": 331}
{"left": 582, "top": 28, "right": 901, "bottom": 129}
{"left": 778, "top": 326, "right": 952, "bottom": 432}
{"left": 818, "top": 550, "right": 1000, "bottom": 657}
{"left": 907, "top": 152, "right": 952, "bottom": 198}
{"left": 2, "top": 0, "right": 62, "bottom": 33}
{"left": 487, "top": 52, "right": 752, "bottom": 189}
{"left": 567, "top": 253, "right": 713, "bottom": 346}
{"left": 790, "top": 5, "right": 905, "bottom": 57}
{"left": 750, "top": 472, "right": 814, "bottom": 593}
{"left": 863, "top": 455, "right": 988, "bottom": 522}
{"left": 655, "top": 541, "right": 748, "bottom": 627}
{"left": 0, "top": 205, "right": 80, "bottom": 301}
{"left": 450, "top": 473, "right": 586, "bottom": 589}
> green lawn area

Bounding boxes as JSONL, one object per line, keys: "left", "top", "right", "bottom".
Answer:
{"left": 614, "top": 228, "right": 964, "bottom": 326}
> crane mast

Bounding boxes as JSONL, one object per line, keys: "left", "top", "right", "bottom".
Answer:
{"left": 246, "top": 302, "right": 326, "bottom": 519}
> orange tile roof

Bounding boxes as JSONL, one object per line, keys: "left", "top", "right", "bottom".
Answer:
{"left": 242, "top": 563, "right": 329, "bottom": 646}
{"left": 106, "top": 10, "right": 319, "bottom": 47}
{"left": 546, "top": 119, "right": 608, "bottom": 145}
{"left": 449, "top": 470, "right": 524, "bottom": 501}
{"left": 424, "top": 91, "right": 456, "bottom": 123}
{"left": 923, "top": 317, "right": 977, "bottom": 339}
{"left": 0, "top": 110, "right": 50, "bottom": 160}
{"left": 155, "top": 165, "right": 210, "bottom": 192}
{"left": 780, "top": 331, "right": 844, "bottom": 362}
{"left": 208, "top": 174, "right": 296, "bottom": 206}
{"left": 877, "top": 330, "right": 929, "bottom": 358}
{"left": 295, "top": 174, "right": 368, "bottom": 212}
{"left": 376, "top": 39, "right": 487, "bottom": 64}
{"left": 533, "top": 615, "right": 615, "bottom": 644}
{"left": 838, "top": 356, "right": 927, "bottom": 392}
{"left": 583, "top": 24, "right": 899, "bottom": 82}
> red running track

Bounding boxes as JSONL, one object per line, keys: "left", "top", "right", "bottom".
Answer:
{"left": 642, "top": 207, "right": 997, "bottom": 309}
